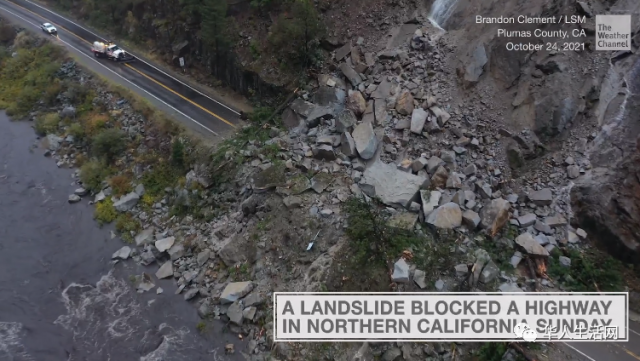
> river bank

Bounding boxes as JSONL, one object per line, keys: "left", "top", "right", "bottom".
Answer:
{"left": 0, "top": 111, "right": 246, "bottom": 360}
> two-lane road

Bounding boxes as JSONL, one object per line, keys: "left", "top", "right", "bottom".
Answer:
{"left": 0, "top": 0, "right": 242, "bottom": 138}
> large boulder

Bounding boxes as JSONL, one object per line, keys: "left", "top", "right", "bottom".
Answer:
{"left": 352, "top": 121, "right": 378, "bottom": 160}
{"left": 360, "top": 160, "right": 428, "bottom": 208}
{"left": 113, "top": 192, "right": 140, "bottom": 212}
{"left": 218, "top": 235, "right": 257, "bottom": 267}
{"left": 426, "top": 202, "right": 462, "bottom": 229}
{"left": 347, "top": 91, "right": 367, "bottom": 116}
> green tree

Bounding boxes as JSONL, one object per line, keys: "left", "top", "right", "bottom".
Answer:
{"left": 201, "top": 0, "right": 232, "bottom": 69}
{"left": 92, "top": 128, "right": 127, "bottom": 164}
{"left": 269, "top": 0, "right": 324, "bottom": 69}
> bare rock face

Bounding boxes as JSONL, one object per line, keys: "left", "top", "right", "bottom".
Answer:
{"left": 571, "top": 63, "right": 640, "bottom": 265}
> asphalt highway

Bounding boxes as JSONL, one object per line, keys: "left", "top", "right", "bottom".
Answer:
{"left": 0, "top": 0, "right": 242, "bottom": 138}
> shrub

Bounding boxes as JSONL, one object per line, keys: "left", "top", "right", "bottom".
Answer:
{"left": 94, "top": 198, "right": 117, "bottom": 225}
{"left": 82, "top": 113, "right": 109, "bottom": 136}
{"left": 171, "top": 138, "right": 185, "bottom": 169}
{"left": 67, "top": 123, "right": 85, "bottom": 141}
{"left": 141, "top": 164, "right": 180, "bottom": 198}
{"left": 74, "top": 153, "right": 88, "bottom": 167}
{"left": 43, "top": 80, "right": 63, "bottom": 106}
{"left": 115, "top": 213, "right": 140, "bottom": 243}
{"left": 92, "top": 128, "right": 127, "bottom": 163}
{"left": 547, "top": 248, "right": 624, "bottom": 292}
{"left": 108, "top": 174, "right": 132, "bottom": 196}
{"left": 35, "top": 113, "right": 60, "bottom": 135}
{"left": 80, "top": 158, "right": 110, "bottom": 192}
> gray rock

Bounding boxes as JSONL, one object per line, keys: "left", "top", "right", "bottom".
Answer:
{"left": 140, "top": 249, "right": 156, "bottom": 266}
{"left": 446, "top": 172, "right": 462, "bottom": 189}
{"left": 559, "top": 256, "right": 571, "bottom": 267}
{"left": 74, "top": 188, "right": 88, "bottom": 196}
{"left": 168, "top": 243, "right": 185, "bottom": 260}
{"left": 135, "top": 228, "right": 155, "bottom": 247}
{"left": 479, "top": 198, "right": 511, "bottom": 236}
{"left": 388, "top": 212, "right": 418, "bottom": 231}
{"left": 462, "top": 43, "right": 488, "bottom": 86}
{"left": 499, "top": 283, "right": 523, "bottom": 292}
{"left": 463, "top": 164, "right": 477, "bottom": 176}
{"left": 420, "top": 190, "right": 441, "bottom": 216}
{"left": 382, "top": 348, "right": 402, "bottom": 361}
{"left": 227, "top": 302, "right": 244, "bottom": 325}
{"left": 510, "top": 251, "right": 523, "bottom": 268}
{"left": 61, "top": 106, "right": 76, "bottom": 119}
{"left": 462, "top": 210, "right": 481, "bottom": 229}
{"left": 413, "top": 270, "right": 427, "bottom": 289}
{"left": 197, "top": 249, "right": 211, "bottom": 267}
{"left": 113, "top": 192, "right": 140, "bottom": 212}
{"left": 360, "top": 160, "right": 428, "bottom": 208}
{"left": 430, "top": 166, "right": 449, "bottom": 188}
{"left": 455, "top": 264, "right": 469, "bottom": 277}
{"left": 429, "top": 106, "right": 451, "bottom": 126}
{"left": 183, "top": 288, "right": 199, "bottom": 301}
{"left": 313, "top": 145, "right": 336, "bottom": 161}
{"left": 529, "top": 188, "right": 553, "bottom": 206}
{"left": 336, "top": 109, "right": 357, "bottom": 133}
{"left": 94, "top": 191, "right": 106, "bottom": 203}
{"left": 352, "top": 122, "right": 378, "bottom": 160}
{"left": 156, "top": 261, "right": 174, "bottom": 279}
{"left": 479, "top": 260, "right": 499, "bottom": 283}
{"left": 410, "top": 108, "right": 428, "bottom": 134}
{"left": 426, "top": 156, "right": 444, "bottom": 173}
{"left": 339, "top": 63, "right": 362, "bottom": 86}
{"left": 545, "top": 215, "right": 567, "bottom": 227}
{"left": 241, "top": 195, "right": 259, "bottom": 215}
{"left": 243, "top": 306, "right": 257, "bottom": 321}
{"left": 283, "top": 196, "right": 303, "bottom": 209}
{"left": 155, "top": 237, "right": 175, "bottom": 253}
{"left": 517, "top": 213, "right": 537, "bottom": 227}
{"left": 567, "top": 165, "right": 580, "bottom": 179}
{"left": 341, "top": 132, "right": 357, "bottom": 157}
{"left": 220, "top": 281, "right": 253, "bottom": 304}
{"left": 435, "top": 279, "right": 445, "bottom": 291}
{"left": 391, "top": 258, "right": 410, "bottom": 283}
{"left": 353, "top": 342, "right": 374, "bottom": 361}
{"left": 112, "top": 246, "right": 132, "bottom": 260}
{"left": 534, "top": 221, "right": 553, "bottom": 235}
{"left": 576, "top": 228, "right": 587, "bottom": 238}
{"left": 427, "top": 202, "right": 462, "bottom": 229}
{"left": 134, "top": 183, "right": 145, "bottom": 196}
{"left": 515, "top": 233, "right": 550, "bottom": 256}
{"left": 411, "top": 157, "right": 428, "bottom": 173}
{"left": 46, "top": 134, "right": 63, "bottom": 151}
{"left": 568, "top": 231, "right": 580, "bottom": 244}
{"left": 68, "top": 194, "right": 81, "bottom": 203}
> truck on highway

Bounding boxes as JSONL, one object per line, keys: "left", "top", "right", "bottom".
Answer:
{"left": 91, "top": 41, "right": 135, "bottom": 62}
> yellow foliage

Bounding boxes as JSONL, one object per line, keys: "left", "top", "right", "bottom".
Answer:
{"left": 94, "top": 198, "right": 117, "bottom": 225}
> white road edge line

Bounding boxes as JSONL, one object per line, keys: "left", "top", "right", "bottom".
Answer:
{"left": 562, "top": 343, "right": 598, "bottom": 361}
{"left": 629, "top": 327, "right": 640, "bottom": 338}
{"left": 12, "top": 0, "right": 241, "bottom": 116}
{"left": 0, "top": 5, "right": 220, "bottom": 137}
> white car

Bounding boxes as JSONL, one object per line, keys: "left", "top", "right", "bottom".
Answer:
{"left": 41, "top": 23, "right": 57, "bottom": 35}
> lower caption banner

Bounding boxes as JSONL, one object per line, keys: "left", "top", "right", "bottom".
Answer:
{"left": 273, "top": 292, "right": 628, "bottom": 342}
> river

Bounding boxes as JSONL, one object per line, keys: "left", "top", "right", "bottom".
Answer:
{"left": 0, "top": 112, "right": 244, "bottom": 361}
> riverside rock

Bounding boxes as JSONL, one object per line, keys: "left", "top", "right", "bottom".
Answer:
{"left": 113, "top": 192, "right": 140, "bottom": 212}
{"left": 426, "top": 202, "right": 462, "bottom": 229}
{"left": 155, "top": 236, "right": 175, "bottom": 253}
{"left": 220, "top": 281, "right": 253, "bottom": 304}
{"left": 156, "top": 261, "right": 173, "bottom": 279}
{"left": 112, "top": 246, "right": 132, "bottom": 260}
{"left": 352, "top": 121, "right": 378, "bottom": 160}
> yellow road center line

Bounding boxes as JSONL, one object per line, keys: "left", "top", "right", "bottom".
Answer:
{"left": 124, "top": 63, "right": 236, "bottom": 128}
{"left": 7, "top": 0, "right": 235, "bottom": 128}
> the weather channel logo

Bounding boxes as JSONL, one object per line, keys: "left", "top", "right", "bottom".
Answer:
{"left": 273, "top": 292, "right": 628, "bottom": 342}
{"left": 596, "top": 15, "right": 632, "bottom": 51}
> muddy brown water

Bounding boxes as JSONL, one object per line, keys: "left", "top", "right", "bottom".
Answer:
{"left": 0, "top": 112, "right": 245, "bottom": 361}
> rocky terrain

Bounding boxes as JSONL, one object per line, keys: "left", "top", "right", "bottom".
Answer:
{"left": 5, "top": 0, "right": 640, "bottom": 360}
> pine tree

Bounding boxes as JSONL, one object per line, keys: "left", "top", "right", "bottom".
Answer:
{"left": 201, "top": 0, "right": 230, "bottom": 69}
